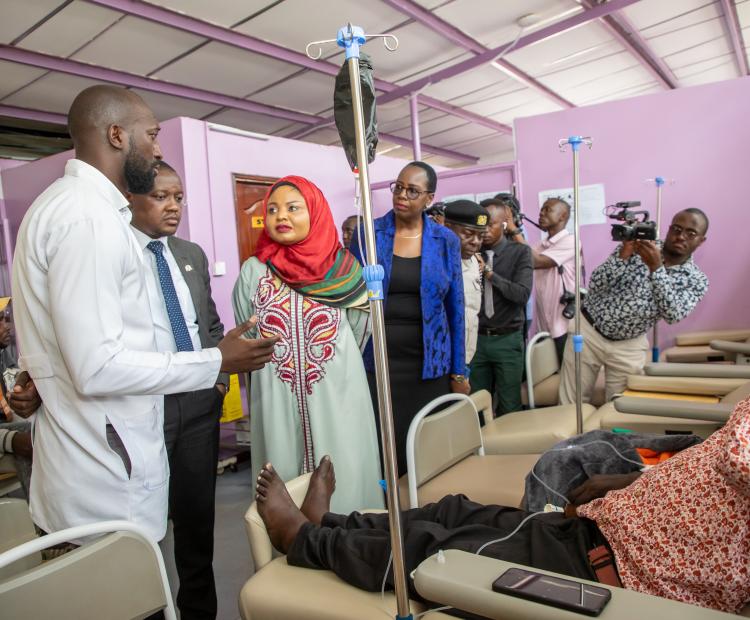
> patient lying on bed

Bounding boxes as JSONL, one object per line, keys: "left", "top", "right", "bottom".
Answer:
{"left": 256, "top": 398, "right": 750, "bottom": 615}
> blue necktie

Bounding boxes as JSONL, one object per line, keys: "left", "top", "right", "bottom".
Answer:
{"left": 147, "top": 240, "right": 194, "bottom": 352}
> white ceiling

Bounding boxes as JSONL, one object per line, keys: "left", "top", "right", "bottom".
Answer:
{"left": 0, "top": 0, "right": 748, "bottom": 166}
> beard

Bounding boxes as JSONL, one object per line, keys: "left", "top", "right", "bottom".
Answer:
{"left": 124, "top": 142, "right": 158, "bottom": 194}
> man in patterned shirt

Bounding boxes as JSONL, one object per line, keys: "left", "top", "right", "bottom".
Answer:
{"left": 255, "top": 396, "right": 749, "bottom": 615}
{"left": 559, "top": 209, "right": 708, "bottom": 404}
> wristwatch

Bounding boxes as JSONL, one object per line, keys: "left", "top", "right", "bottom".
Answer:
{"left": 451, "top": 374, "right": 467, "bottom": 384}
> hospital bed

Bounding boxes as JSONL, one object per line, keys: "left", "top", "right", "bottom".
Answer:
{"left": 240, "top": 465, "right": 745, "bottom": 619}
{"left": 661, "top": 328, "right": 750, "bottom": 363}
{"left": 0, "top": 498, "right": 176, "bottom": 619}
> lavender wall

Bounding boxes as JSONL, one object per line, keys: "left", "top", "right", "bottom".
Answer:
{"left": 514, "top": 76, "right": 750, "bottom": 349}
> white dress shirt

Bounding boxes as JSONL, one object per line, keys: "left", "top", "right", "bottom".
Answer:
{"left": 12, "top": 159, "right": 222, "bottom": 542}
{"left": 130, "top": 228, "right": 202, "bottom": 353}
{"left": 461, "top": 256, "right": 482, "bottom": 365}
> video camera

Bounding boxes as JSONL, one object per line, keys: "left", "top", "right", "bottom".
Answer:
{"left": 607, "top": 201, "right": 657, "bottom": 242}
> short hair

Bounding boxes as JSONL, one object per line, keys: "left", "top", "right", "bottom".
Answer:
{"left": 493, "top": 192, "right": 521, "bottom": 213}
{"left": 342, "top": 215, "right": 358, "bottom": 226}
{"left": 679, "top": 208, "right": 709, "bottom": 234}
{"left": 155, "top": 160, "right": 177, "bottom": 175}
{"left": 404, "top": 161, "right": 437, "bottom": 193}
{"left": 480, "top": 198, "right": 510, "bottom": 212}
{"left": 67, "top": 85, "right": 148, "bottom": 145}
{"left": 545, "top": 197, "right": 571, "bottom": 214}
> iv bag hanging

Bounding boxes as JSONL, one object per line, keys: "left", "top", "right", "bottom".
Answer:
{"left": 334, "top": 52, "right": 378, "bottom": 171}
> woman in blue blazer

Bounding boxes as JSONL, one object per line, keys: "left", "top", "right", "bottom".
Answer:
{"left": 351, "top": 161, "right": 466, "bottom": 475}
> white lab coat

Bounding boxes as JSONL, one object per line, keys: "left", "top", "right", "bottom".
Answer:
{"left": 12, "top": 159, "right": 222, "bottom": 542}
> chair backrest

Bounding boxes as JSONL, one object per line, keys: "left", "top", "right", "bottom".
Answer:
{"left": 721, "top": 380, "right": 750, "bottom": 406}
{"left": 245, "top": 472, "right": 312, "bottom": 571}
{"left": 0, "top": 498, "right": 40, "bottom": 580}
{"left": 470, "top": 389, "right": 493, "bottom": 426}
{"left": 525, "top": 332, "right": 559, "bottom": 409}
{"left": 0, "top": 523, "right": 174, "bottom": 620}
{"left": 406, "top": 394, "right": 483, "bottom": 509}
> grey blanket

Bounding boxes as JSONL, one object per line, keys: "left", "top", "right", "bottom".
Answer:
{"left": 522, "top": 430, "right": 702, "bottom": 512}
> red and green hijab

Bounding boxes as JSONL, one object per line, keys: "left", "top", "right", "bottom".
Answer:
{"left": 254, "top": 175, "right": 368, "bottom": 310}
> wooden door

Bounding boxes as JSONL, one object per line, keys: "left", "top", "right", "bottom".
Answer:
{"left": 233, "top": 174, "right": 279, "bottom": 264}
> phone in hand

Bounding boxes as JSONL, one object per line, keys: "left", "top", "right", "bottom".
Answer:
{"left": 492, "top": 567, "right": 611, "bottom": 617}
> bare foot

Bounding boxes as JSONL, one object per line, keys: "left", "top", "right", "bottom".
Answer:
{"left": 300, "top": 455, "right": 336, "bottom": 525}
{"left": 255, "top": 463, "right": 309, "bottom": 554}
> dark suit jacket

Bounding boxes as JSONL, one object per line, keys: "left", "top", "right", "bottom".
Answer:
{"left": 167, "top": 236, "right": 229, "bottom": 387}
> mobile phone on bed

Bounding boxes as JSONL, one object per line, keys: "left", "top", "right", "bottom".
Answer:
{"left": 492, "top": 567, "right": 611, "bottom": 617}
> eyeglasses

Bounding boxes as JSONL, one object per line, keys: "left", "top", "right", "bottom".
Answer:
{"left": 389, "top": 182, "right": 430, "bottom": 200}
{"left": 668, "top": 224, "right": 701, "bottom": 240}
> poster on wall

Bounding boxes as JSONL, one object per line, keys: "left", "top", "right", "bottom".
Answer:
{"left": 538, "top": 183, "right": 606, "bottom": 233}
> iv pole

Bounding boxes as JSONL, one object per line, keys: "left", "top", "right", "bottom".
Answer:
{"left": 650, "top": 176, "right": 665, "bottom": 362}
{"left": 307, "top": 25, "right": 411, "bottom": 619}
{"left": 558, "top": 136, "right": 592, "bottom": 435}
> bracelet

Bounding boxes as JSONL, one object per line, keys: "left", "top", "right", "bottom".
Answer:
{"left": 451, "top": 374, "right": 467, "bottom": 383}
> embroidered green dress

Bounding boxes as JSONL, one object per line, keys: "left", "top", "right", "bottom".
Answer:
{"left": 233, "top": 257, "right": 384, "bottom": 513}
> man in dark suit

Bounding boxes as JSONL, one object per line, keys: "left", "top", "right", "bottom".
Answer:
{"left": 129, "top": 161, "right": 228, "bottom": 620}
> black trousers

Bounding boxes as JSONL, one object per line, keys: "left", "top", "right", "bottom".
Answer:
{"left": 164, "top": 388, "right": 223, "bottom": 620}
{"left": 288, "top": 495, "right": 603, "bottom": 614}
{"left": 554, "top": 334, "right": 568, "bottom": 366}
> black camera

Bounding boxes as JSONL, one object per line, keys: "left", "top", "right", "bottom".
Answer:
{"left": 607, "top": 201, "right": 657, "bottom": 241}
{"left": 560, "top": 291, "right": 576, "bottom": 320}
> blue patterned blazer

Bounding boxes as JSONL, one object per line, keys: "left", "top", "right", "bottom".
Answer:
{"left": 351, "top": 210, "right": 465, "bottom": 379}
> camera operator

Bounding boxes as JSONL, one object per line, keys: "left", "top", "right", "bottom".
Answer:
{"left": 506, "top": 197, "right": 574, "bottom": 363}
{"left": 559, "top": 209, "right": 709, "bottom": 404}
{"left": 472, "top": 199, "right": 532, "bottom": 415}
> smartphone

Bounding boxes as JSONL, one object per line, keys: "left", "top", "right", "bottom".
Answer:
{"left": 492, "top": 567, "right": 611, "bottom": 617}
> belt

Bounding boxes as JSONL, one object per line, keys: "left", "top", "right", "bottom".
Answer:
{"left": 478, "top": 326, "right": 520, "bottom": 336}
{"left": 580, "top": 307, "right": 618, "bottom": 342}
{"left": 588, "top": 545, "right": 623, "bottom": 588}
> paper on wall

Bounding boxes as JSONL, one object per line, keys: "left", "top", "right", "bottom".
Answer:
{"left": 538, "top": 183, "right": 606, "bottom": 233}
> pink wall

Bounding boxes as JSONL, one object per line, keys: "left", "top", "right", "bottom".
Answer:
{"left": 514, "top": 76, "right": 750, "bottom": 349}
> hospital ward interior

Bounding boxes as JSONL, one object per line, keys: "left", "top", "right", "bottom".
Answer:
{"left": 0, "top": 0, "right": 749, "bottom": 618}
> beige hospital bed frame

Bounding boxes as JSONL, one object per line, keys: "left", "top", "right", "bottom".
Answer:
{"left": 0, "top": 498, "right": 175, "bottom": 620}
{"left": 662, "top": 328, "right": 750, "bottom": 363}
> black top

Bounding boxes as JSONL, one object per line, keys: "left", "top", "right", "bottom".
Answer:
{"left": 478, "top": 237, "right": 533, "bottom": 332}
{"left": 385, "top": 255, "right": 422, "bottom": 324}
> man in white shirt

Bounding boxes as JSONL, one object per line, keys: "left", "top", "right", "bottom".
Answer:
{"left": 507, "top": 198, "right": 575, "bottom": 363}
{"left": 12, "top": 85, "right": 278, "bottom": 543}
{"left": 443, "top": 199, "right": 489, "bottom": 371}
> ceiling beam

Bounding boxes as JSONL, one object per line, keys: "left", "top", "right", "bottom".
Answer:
{"left": 0, "top": 45, "right": 322, "bottom": 125}
{"left": 290, "top": 0, "right": 640, "bottom": 141}
{"left": 376, "top": 0, "right": 644, "bottom": 106}
{"left": 380, "top": 0, "right": 575, "bottom": 109}
{"left": 0, "top": 50, "right": 477, "bottom": 163}
{"left": 0, "top": 104, "right": 67, "bottom": 126}
{"left": 579, "top": 0, "right": 677, "bottom": 89}
{"left": 83, "top": 0, "right": 509, "bottom": 135}
{"left": 719, "top": 0, "right": 749, "bottom": 76}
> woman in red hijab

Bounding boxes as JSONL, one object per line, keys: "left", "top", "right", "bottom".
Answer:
{"left": 233, "top": 176, "right": 383, "bottom": 513}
